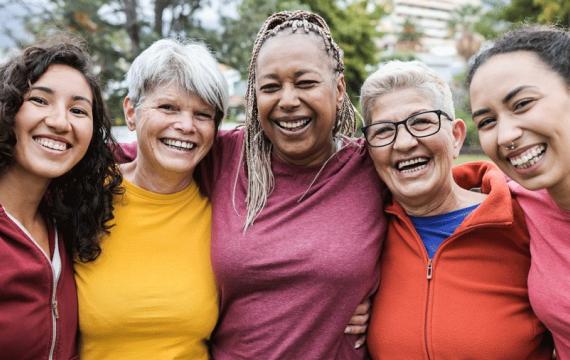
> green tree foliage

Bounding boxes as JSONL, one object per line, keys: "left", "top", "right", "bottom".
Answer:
{"left": 299, "top": 0, "right": 383, "bottom": 101}
{"left": 498, "top": 0, "right": 570, "bottom": 27}
{"left": 2, "top": 0, "right": 383, "bottom": 119}
{"left": 1, "top": 0, "right": 215, "bottom": 122}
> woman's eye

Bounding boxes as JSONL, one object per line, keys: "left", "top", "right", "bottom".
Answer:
{"left": 29, "top": 96, "right": 47, "bottom": 105}
{"left": 70, "top": 107, "right": 89, "bottom": 116}
{"left": 196, "top": 112, "right": 214, "bottom": 121}
{"left": 259, "top": 84, "right": 280, "bottom": 93}
{"left": 513, "top": 98, "right": 535, "bottom": 112}
{"left": 297, "top": 80, "right": 318, "bottom": 88}
{"left": 158, "top": 104, "right": 178, "bottom": 112}
{"left": 477, "top": 117, "right": 496, "bottom": 130}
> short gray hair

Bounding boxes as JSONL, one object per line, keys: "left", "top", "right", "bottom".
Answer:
{"left": 360, "top": 60, "right": 455, "bottom": 125}
{"left": 126, "top": 38, "right": 229, "bottom": 122}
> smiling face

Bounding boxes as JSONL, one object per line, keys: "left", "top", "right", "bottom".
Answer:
{"left": 255, "top": 32, "right": 345, "bottom": 167}
{"left": 366, "top": 87, "right": 465, "bottom": 208}
{"left": 11, "top": 64, "right": 94, "bottom": 183}
{"left": 470, "top": 51, "right": 570, "bottom": 196}
{"left": 124, "top": 83, "right": 216, "bottom": 185}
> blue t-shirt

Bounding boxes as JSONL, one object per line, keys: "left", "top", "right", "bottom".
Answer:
{"left": 410, "top": 204, "right": 479, "bottom": 259}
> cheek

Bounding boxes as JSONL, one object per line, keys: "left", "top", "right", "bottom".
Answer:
{"left": 77, "top": 121, "right": 95, "bottom": 147}
{"left": 477, "top": 132, "right": 498, "bottom": 159}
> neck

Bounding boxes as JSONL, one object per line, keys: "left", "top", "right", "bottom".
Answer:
{"left": 0, "top": 166, "right": 49, "bottom": 227}
{"left": 276, "top": 138, "right": 337, "bottom": 168}
{"left": 398, "top": 179, "right": 486, "bottom": 217}
{"left": 548, "top": 178, "right": 570, "bottom": 210}
{"left": 120, "top": 160, "right": 194, "bottom": 194}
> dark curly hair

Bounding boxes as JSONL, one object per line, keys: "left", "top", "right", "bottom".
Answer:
{"left": 0, "top": 35, "right": 123, "bottom": 262}
{"left": 467, "top": 25, "right": 570, "bottom": 88}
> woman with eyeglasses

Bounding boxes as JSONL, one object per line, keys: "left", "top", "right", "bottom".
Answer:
{"left": 360, "top": 60, "right": 553, "bottom": 359}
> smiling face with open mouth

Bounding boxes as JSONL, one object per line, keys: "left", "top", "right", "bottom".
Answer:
{"left": 12, "top": 64, "right": 94, "bottom": 183}
{"left": 124, "top": 84, "right": 216, "bottom": 189}
{"left": 255, "top": 32, "right": 345, "bottom": 167}
{"left": 367, "top": 88, "right": 464, "bottom": 209}
{"left": 470, "top": 51, "right": 570, "bottom": 197}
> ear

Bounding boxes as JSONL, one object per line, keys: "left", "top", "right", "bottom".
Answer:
{"left": 451, "top": 118, "right": 467, "bottom": 159}
{"left": 123, "top": 97, "right": 137, "bottom": 131}
{"left": 335, "top": 73, "right": 346, "bottom": 110}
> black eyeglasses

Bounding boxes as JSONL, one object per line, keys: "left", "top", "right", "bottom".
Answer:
{"left": 362, "top": 110, "right": 453, "bottom": 147}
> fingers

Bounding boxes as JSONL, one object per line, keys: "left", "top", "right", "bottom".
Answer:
{"left": 354, "top": 335, "right": 366, "bottom": 349}
{"left": 348, "top": 313, "right": 370, "bottom": 326}
{"left": 353, "top": 299, "right": 371, "bottom": 316}
{"left": 344, "top": 324, "right": 368, "bottom": 335}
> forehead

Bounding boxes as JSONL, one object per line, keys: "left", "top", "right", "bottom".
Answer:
{"left": 33, "top": 64, "right": 93, "bottom": 101}
{"left": 470, "top": 51, "right": 560, "bottom": 101}
{"left": 143, "top": 83, "right": 212, "bottom": 108}
{"left": 256, "top": 32, "right": 333, "bottom": 75}
{"left": 370, "top": 87, "right": 436, "bottom": 121}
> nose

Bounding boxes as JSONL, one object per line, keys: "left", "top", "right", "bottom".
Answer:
{"left": 278, "top": 84, "right": 301, "bottom": 111}
{"left": 44, "top": 104, "right": 71, "bottom": 133}
{"left": 173, "top": 112, "right": 196, "bottom": 133}
{"left": 496, "top": 115, "right": 523, "bottom": 149}
{"left": 392, "top": 123, "right": 418, "bottom": 151}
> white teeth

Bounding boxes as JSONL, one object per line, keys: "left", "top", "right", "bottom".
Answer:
{"left": 34, "top": 137, "right": 67, "bottom": 151}
{"left": 401, "top": 163, "right": 428, "bottom": 174}
{"left": 162, "top": 138, "right": 195, "bottom": 150}
{"left": 277, "top": 118, "right": 310, "bottom": 130}
{"left": 397, "top": 157, "right": 429, "bottom": 171}
{"left": 509, "top": 144, "right": 546, "bottom": 169}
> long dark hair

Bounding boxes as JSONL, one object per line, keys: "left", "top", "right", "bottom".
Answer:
{"left": 0, "top": 35, "right": 122, "bottom": 261}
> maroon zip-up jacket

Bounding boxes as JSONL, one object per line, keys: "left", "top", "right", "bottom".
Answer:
{"left": 0, "top": 205, "right": 78, "bottom": 359}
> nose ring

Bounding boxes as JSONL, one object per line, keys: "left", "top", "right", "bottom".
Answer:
{"left": 506, "top": 142, "right": 517, "bottom": 151}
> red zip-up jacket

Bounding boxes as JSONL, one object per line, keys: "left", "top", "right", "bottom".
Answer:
{"left": 0, "top": 205, "right": 78, "bottom": 360}
{"left": 368, "top": 161, "right": 553, "bottom": 359}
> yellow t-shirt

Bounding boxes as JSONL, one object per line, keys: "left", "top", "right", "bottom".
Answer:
{"left": 75, "top": 179, "right": 218, "bottom": 360}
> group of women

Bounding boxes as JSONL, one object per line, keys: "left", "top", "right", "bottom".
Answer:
{"left": 0, "top": 9, "right": 568, "bottom": 360}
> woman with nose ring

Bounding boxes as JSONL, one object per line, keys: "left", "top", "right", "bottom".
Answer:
{"left": 468, "top": 25, "right": 570, "bottom": 358}
{"left": 361, "top": 60, "right": 553, "bottom": 359}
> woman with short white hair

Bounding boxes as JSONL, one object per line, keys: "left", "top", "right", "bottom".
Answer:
{"left": 361, "top": 60, "right": 552, "bottom": 359}
{"left": 75, "top": 38, "right": 228, "bottom": 359}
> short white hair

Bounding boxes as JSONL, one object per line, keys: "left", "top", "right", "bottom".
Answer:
{"left": 360, "top": 60, "right": 455, "bottom": 125}
{"left": 126, "top": 38, "right": 229, "bottom": 121}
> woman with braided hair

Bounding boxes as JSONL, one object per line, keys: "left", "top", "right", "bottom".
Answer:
{"left": 208, "top": 10, "right": 386, "bottom": 359}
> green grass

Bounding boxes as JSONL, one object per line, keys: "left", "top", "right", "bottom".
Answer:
{"left": 455, "top": 153, "right": 489, "bottom": 165}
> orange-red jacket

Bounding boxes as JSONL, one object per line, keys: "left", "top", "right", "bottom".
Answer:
{"left": 368, "top": 161, "right": 552, "bottom": 360}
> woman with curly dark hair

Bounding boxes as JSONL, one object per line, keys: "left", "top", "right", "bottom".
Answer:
{"left": 0, "top": 36, "right": 121, "bottom": 359}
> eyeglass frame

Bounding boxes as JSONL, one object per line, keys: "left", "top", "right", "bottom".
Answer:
{"left": 361, "top": 109, "right": 453, "bottom": 148}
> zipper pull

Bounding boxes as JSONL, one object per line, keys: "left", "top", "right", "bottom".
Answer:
{"left": 426, "top": 259, "right": 433, "bottom": 280}
{"left": 52, "top": 300, "right": 59, "bottom": 319}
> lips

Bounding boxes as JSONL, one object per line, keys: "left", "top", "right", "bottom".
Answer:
{"left": 508, "top": 144, "right": 546, "bottom": 169}
{"left": 33, "top": 136, "right": 70, "bottom": 151}
{"left": 396, "top": 156, "right": 430, "bottom": 174}
{"left": 161, "top": 138, "right": 196, "bottom": 151}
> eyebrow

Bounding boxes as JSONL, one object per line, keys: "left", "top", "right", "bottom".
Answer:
{"left": 472, "top": 85, "right": 538, "bottom": 119}
{"left": 30, "top": 86, "right": 93, "bottom": 106}
{"left": 502, "top": 85, "right": 537, "bottom": 104}
{"left": 471, "top": 108, "right": 490, "bottom": 119}
{"left": 258, "top": 69, "right": 318, "bottom": 81}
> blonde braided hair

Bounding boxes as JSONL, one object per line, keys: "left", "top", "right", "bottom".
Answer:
{"left": 241, "top": 10, "right": 357, "bottom": 230}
